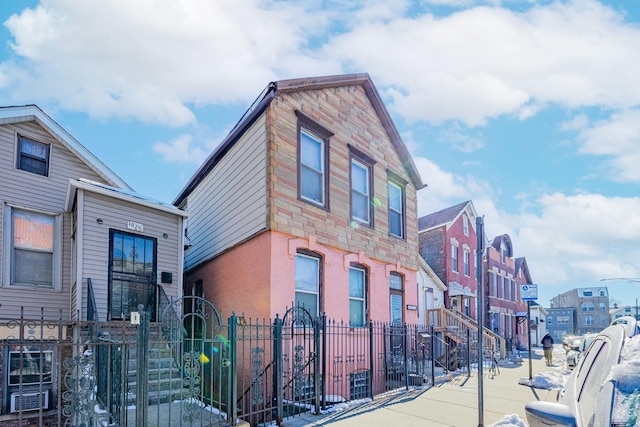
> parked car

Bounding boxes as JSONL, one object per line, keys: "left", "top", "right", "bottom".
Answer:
{"left": 565, "top": 333, "right": 597, "bottom": 370}
{"left": 525, "top": 318, "right": 639, "bottom": 426}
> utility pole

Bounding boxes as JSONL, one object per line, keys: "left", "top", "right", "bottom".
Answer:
{"left": 476, "top": 216, "right": 485, "bottom": 427}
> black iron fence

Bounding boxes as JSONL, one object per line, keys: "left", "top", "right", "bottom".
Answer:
{"left": 0, "top": 303, "right": 479, "bottom": 426}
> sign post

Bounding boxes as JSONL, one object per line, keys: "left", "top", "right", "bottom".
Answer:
{"left": 521, "top": 284, "right": 538, "bottom": 380}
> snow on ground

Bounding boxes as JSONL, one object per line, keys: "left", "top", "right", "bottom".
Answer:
{"left": 489, "top": 414, "right": 528, "bottom": 427}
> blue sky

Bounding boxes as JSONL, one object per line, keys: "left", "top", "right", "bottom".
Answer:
{"left": 1, "top": 0, "right": 640, "bottom": 307}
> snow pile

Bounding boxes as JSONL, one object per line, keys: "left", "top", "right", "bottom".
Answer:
{"left": 489, "top": 413, "right": 528, "bottom": 427}
{"left": 608, "top": 334, "right": 640, "bottom": 425}
{"left": 518, "top": 369, "right": 567, "bottom": 389}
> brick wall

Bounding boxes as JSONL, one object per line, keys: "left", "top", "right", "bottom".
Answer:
{"left": 267, "top": 86, "right": 419, "bottom": 271}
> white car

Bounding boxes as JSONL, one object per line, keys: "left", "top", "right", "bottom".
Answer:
{"left": 525, "top": 318, "right": 639, "bottom": 426}
{"left": 565, "top": 333, "right": 597, "bottom": 370}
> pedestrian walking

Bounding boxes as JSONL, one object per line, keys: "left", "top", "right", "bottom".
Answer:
{"left": 541, "top": 333, "right": 554, "bottom": 365}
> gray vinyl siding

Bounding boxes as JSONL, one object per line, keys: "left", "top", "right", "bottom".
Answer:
{"left": 80, "top": 192, "right": 183, "bottom": 321}
{"left": 184, "top": 114, "right": 268, "bottom": 271}
{"left": 0, "top": 121, "right": 106, "bottom": 320}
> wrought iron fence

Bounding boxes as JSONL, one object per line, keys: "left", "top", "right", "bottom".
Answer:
{"left": 1, "top": 304, "right": 473, "bottom": 427}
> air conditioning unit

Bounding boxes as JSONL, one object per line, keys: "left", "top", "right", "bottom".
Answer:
{"left": 10, "top": 391, "right": 49, "bottom": 412}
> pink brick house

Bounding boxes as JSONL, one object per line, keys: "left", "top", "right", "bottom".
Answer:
{"left": 418, "top": 201, "right": 479, "bottom": 318}
{"left": 174, "top": 74, "right": 425, "bottom": 325}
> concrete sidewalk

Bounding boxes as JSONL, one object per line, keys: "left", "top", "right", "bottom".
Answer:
{"left": 280, "top": 353, "right": 561, "bottom": 427}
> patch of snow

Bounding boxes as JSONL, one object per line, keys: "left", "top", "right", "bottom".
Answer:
{"left": 489, "top": 413, "right": 528, "bottom": 427}
{"left": 608, "top": 334, "right": 640, "bottom": 425}
{"left": 518, "top": 369, "right": 567, "bottom": 390}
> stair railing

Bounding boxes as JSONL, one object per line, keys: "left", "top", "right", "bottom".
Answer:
{"left": 87, "top": 278, "right": 102, "bottom": 338}
{"left": 425, "top": 307, "right": 504, "bottom": 357}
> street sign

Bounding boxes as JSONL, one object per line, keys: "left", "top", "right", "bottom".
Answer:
{"left": 521, "top": 284, "right": 538, "bottom": 301}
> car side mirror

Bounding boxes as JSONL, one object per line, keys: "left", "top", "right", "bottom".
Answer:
{"left": 525, "top": 401, "right": 577, "bottom": 427}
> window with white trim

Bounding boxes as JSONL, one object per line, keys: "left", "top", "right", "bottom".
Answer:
{"left": 295, "top": 252, "right": 321, "bottom": 317}
{"left": 349, "top": 265, "right": 367, "bottom": 327}
{"left": 463, "top": 249, "right": 470, "bottom": 276}
{"left": 388, "top": 179, "right": 405, "bottom": 238}
{"left": 351, "top": 158, "right": 371, "bottom": 225}
{"left": 3, "top": 205, "right": 62, "bottom": 289}
{"left": 297, "top": 112, "right": 332, "bottom": 208}
{"left": 451, "top": 244, "right": 458, "bottom": 273}
{"left": 17, "top": 135, "right": 50, "bottom": 176}
{"left": 463, "top": 214, "right": 469, "bottom": 236}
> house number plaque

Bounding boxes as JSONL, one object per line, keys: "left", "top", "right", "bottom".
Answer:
{"left": 127, "top": 221, "right": 144, "bottom": 232}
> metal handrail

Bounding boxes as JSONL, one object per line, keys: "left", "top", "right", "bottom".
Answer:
{"left": 87, "top": 278, "right": 102, "bottom": 337}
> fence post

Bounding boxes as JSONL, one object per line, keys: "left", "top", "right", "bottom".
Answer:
{"left": 313, "top": 315, "right": 321, "bottom": 415}
{"left": 227, "top": 313, "right": 238, "bottom": 426}
{"left": 403, "top": 324, "right": 409, "bottom": 390}
{"left": 273, "top": 315, "right": 283, "bottom": 426}
{"left": 368, "top": 320, "right": 374, "bottom": 399}
{"left": 430, "top": 325, "right": 435, "bottom": 386}
{"left": 136, "top": 304, "right": 149, "bottom": 427}
{"left": 467, "top": 328, "right": 471, "bottom": 377}
{"left": 321, "top": 314, "right": 327, "bottom": 410}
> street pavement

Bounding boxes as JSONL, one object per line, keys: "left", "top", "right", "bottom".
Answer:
{"left": 280, "top": 350, "right": 560, "bottom": 427}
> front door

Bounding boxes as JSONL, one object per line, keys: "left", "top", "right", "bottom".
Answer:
{"left": 108, "top": 230, "right": 157, "bottom": 320}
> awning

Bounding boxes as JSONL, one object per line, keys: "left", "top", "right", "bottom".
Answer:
{"left": 447, "top": 282, "right": 476, "bottom": 298}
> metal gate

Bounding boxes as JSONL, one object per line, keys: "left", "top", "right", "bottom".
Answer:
{"left": 157, "top": 295, "right": 232, "bottom": 426}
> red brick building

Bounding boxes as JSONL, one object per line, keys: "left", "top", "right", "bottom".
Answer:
{"left": 418, "top": 201, "right": 479, "bottom": 318}
{"left": 484, "top": 234, "right": 530, "bottom": 347}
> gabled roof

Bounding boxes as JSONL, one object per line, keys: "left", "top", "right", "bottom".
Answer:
{"left": 174, "top": 73, "right": 425, "bottom": 206}
{"left": 515, "top": 256, "right": 533, "bottom": 285}
{"left": 0, "top": 105, "right": 130, "bottom": 190}
{"left": 417, "top": 200, "right": 473, "bottom": 232}
{"left": 418, "top": 255, "right": 447, "bottom": 291}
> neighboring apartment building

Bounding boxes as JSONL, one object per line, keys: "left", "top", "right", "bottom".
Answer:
{"left": 550, "top": 287, "right": 610, "bottom": 335}
{"left": 0, "top": 105, "right": 187, "bottom": 421}
{"left": 546, "top": 307, "right": 576, "bottom": 340}
{"left": 174, "top": 74, "right": 424, "bottom": 325}
{"left": 484, "top": 234, "right": 529, "bottom": 345}
{"left": 417, "top": 201, "right": 478, "bottom": 318}
{"left": 610, "top": 304, "right": 640, "bottom": 322}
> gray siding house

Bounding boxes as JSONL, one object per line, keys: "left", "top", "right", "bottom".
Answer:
{"left": 0, "top": 105, "right": 187, "bottom": 421}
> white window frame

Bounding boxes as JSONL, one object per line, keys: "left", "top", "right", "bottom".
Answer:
{"left": 295, "top": 253, "right": 321, "bottom": 317}
{"left": 463, "top": 214, "right": 469, "bottom": 236}
{"left": 349, "top": 265, "right": 367, "bottom": 327}
{"left": 299, "top": 129, "right": 326, "bottom": 206}
{"left": 388, "top": 180, "right": 404, "bottom": 238}
{"left": 463, "top": 249, "right": 470, "bottom": 276}
{"left": 351, "top": 158, "right": 371, "bottom": 225}
{"left": 451, "top": 244, "right": 458, "bottom": 273}
{"left": 3, "top": 204, "right": 62, "bottom": 290}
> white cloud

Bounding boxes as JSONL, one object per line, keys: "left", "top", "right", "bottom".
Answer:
{"left": 576, "top": 109, "right": 640, "bottom": 182}
{"left": 3, "top": 0, "right": 640, "bottom": 128}
{"left": 153, "top": 134, "right": 208, "bottom": 163}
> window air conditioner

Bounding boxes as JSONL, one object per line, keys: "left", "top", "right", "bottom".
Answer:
{"left": 10, "top": 391, "right": 49, "bottom": 412}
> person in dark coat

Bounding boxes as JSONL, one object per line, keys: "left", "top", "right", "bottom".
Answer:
{"left": 541, "top": 333, "right": 554, "bottom": 365}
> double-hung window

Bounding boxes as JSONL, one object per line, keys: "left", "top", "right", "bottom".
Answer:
{"left": 3, "top": 205, "right": 62, "bottom": 289}
{"left": 388, "top": 176, "right": 405, "bottom": 238}
{"left": 451, "top": 244, "right": 458, "bottom": 273}
{"left": 463, "top": 249, "right": 470, "bottom": 276}
{"left": 349, "top": 265, "right": 367, "bottom": 327}
{"left": 351, "top": 159, "right": 371, "bottom": 224}
{"left": 295, "top": 252, "right": 321, "bottom": 317}
{"left": 349, "top": 147, "right": 375, "bottom": 226}
{"left": 17, "top": 136, "right": 50, "bottom": 176}
{"left": 297, "top": 112, "right": 332, "bottom": 208}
